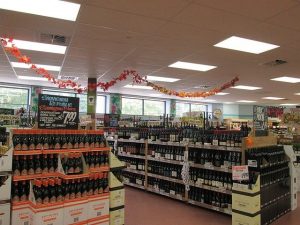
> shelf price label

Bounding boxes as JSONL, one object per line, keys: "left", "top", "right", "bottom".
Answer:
{"left": 232, "top": 165, "right": 249, "bottom": 181}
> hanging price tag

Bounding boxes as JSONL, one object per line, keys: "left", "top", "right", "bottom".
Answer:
{"left": 232, "top": 165, "right": 249, "bottom": 181}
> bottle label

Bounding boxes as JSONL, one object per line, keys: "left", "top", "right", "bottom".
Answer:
{"left": 43, "top": 197, "right": 49, "bottom": 204}
{"left": 171, "top": 171, "right": 177, "bottom": 177}
{"left": 29, "top": 143, "right": 35, "bottom": 150}
{"left": 212, "top": 140, "right": 219, "bottom": 146}
{"left": 212, "top": 180, "right": 216, "bottom": 187}
{"left": 21, "top": 144, "right": 28, "bottom": 151}
{"left": 28, "top": 168, "right": 35, "bottom": 175}
{"left": 170, "top": 190, "right": 176, "bottom": 195}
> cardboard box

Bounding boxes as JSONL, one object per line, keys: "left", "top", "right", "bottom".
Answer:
{"left": 12, "top": 203, "right": 33, "bottom": 225}
{"left": 32, "top": 203, "right": 64, "bottom": 225}
{"left": 88, "top": 215, "right": 109, "bottom": 225}
{"left": 110, "top": 208, "right": 124, "bottom": 225}
{"left": 0, "top": 203, "right": 11, "bottom": 225}
{"left": 110, "top": 189, "right": 125, "bottom": 209}
{"left": 232, "top": 193, "right": 260, "bottom": 214}
{"left": 88, "top": 195, "right": 109, "bottom": 220}
{"left": 0, "top": 174, "right": 11, "bottom": 201}
{"left": 232, "top": 212, "right": 261, "bottom": 225}
{"left": 0, "top": 147, "right": 12, "bottom": 172}
{"left": 63, "top": 198, "right": 88, "bottom": 225}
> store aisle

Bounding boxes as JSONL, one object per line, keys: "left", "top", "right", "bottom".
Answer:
{"left": 125, "top": 187, "right": 300, "bottom": 225}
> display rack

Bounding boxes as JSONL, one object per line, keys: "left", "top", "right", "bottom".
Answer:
{"left": 0, "top": 127, "right": 11, "bottom": 225}
{"left": 116, "top": 136, "right": 243, "bottom": 215}
{"left": 10, "top": 129, "right": 110, "bottom": 225}
{"left": 232, "top": 135, "right": 295, "bottom": 225}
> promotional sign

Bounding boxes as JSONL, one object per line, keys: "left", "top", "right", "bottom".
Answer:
{"left": 38, "top": 94, "right": 79, "bottom": 129}
{"left": 253, "top": 105, "right": 268, "bottom": 136}
{"left": 104, "top": 114, "right": 120, "bottom": 127}
{"left": 232, "top": 165, "right": 249, "bottom": 181}
{"left": 282, "top": 108, "right": 300, "bottom": 134}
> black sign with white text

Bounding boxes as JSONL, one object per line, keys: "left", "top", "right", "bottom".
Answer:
{"left": 253, "top": 105, "right": 268, "bottom": 136}
{"left": 38, "top": 94, "right": 79, "bottom": 129}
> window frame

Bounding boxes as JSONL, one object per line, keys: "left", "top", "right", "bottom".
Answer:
{"left": 0, "top": 85, "right": 30, "bottom": 110}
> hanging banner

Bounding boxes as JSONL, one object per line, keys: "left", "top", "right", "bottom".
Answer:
{"left": 38, "top": 94, "right": 79, "bottom": 129}
{"left": 253, "top": 105, "right": 268, "bottom": 136}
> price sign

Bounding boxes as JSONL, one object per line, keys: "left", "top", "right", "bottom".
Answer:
{"left": 232, "top": 165, "right": 249, "bottom": 181}
{"left": 38, "top": 94, "right": 79, "bottom": 129}
{"left": 253, "top": 105, "right": 268, "bottom": 136}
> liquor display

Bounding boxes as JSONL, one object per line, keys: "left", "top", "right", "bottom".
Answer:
{"left": 232, "top": 137, "right": 292, "bottom": 225}
{"left": 189, "top": 148, "right": 241, "bottom": 168}
{"left": 189, "top": 187, "right": 232, "bottom": 209}
{"left": 148, "top": 161, "right": 182, "bottom": 179}
{"left": 10, "top": 128, "right": 111, "bottom": 225}
{"left": 119, "top": 157, "right": 145, "bottom": 171}
{"left": 123, "top": 171, "right": 145, "bottom": 187}
{"left": 117, "top": 142, "right": 145, "bottom": 156}
{"left": 148, "top": 144, "right": 185, "bottom": 161}
{"left": 148, "top": 177, "right": 185, "bottom": 198}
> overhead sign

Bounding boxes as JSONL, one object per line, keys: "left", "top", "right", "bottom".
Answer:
{"left": 253, "top": 105, "right": 268, "bottom": 136}
{"left": 38, "top": 94, "right": 79, "bottom": 129}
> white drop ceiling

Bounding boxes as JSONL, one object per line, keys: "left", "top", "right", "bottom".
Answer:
{"left": 0, "top": 0, "right": 300, "bottom": 105}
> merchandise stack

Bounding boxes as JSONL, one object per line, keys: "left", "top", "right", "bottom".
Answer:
{"left": 11, "top": 129, "right": 110, "bottom": 225}
{"left": 232, "top": 136, "right": 293, "bottom": 225}
{"left": 0, "top": 127, "right": 11, "bottom": 225}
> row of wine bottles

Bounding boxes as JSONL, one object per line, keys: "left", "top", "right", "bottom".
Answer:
{"left": 83, "top": 151, "right": 109, "bottom": 168}
{"left": 190, "top": 168, "right": 232, "bottom": 190}
{"left": 149, "top": 145, "right": 185, "bottom": 161}
{"left": 123, "top": 172, "right": 145, "bottom": 186}
{"left": 119, "top": 157, "right": 145, "bottom": 171}
{"left": 148, "top": 161, "right": 182, "bottom": 179}
{"left": 12, "top": 173, "right": 109, "bottom": 204}
{"left": 189, "top": 187, "right": 232, "bottom": 209}
{"left": 148, "top": 177, "right": 185, "bottom": 197}
{"left": 61, "top": 153, "right": 84, "bottom": 175}
{"left": 116, "top": 127, "right": 247, "bottom": 146}
{"left": 246, "top": 145, "right": 286, "bottom": 168}
{"left": 117, "top": 143, "right": 146, "bottom": 156}
{"left": 13, "top": 130, "right": 106, "bottom": 151}
{"left": 189, "top": 148, "right": 241, "bottom": 168}
{"left": 13, "top": 154, "right": 58, "bottom": 176}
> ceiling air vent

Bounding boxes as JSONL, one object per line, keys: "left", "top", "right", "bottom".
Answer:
{"left": 58, "top": 75, "right": 79, "bottom": 81}
{"left": 40, "top": 33, "right": 69, "bottom": 45}
{"left": 263, "top": 59, "right": 287, "bottom": 67}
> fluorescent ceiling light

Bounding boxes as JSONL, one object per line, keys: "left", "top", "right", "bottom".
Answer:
{"left": 295, "top": 93, "right": 300, "bottom": 95}
{"left": 262, "top": 97, "right": 285, "bottom": 100}
{"left": 146, "top": 76, "right": 180, "bottom": 82}
{"left": 224, "top": 102, "right": 233, "bottom": 104}
{"left": 5, "top": 39, "right": 66, "bottom": 54}
{"left": 11, "top": 62, "right": 61, "bottom": 71}
{"left": 201, "top": 99, "right": 216, "bottom": 102}
{"left": 169, "top": 61, "right": 217, "bottom": 72}
{"left": 232, "top": 85, "right": 262, "bottom": 90}
{"left": 0, "top": 0, "right": 80, "bottom": 21}
{"left": 271, "top": 76, "right": 300, "bottom": 83}
{"left": 216, "top": 92, "right": 229, "bottom": 95}
{"left": 149, "top": 94, "right": 164, "bottom": 97}
{"left": 124, "top": 85, "right": 153, "bottom": 90}
{"left": 237, "top": 100, "right": 257, "bottom": 103}
{"left": 280, "top": 103, "right": 298, "bottom": 106}
{"left": 18, "top": 75, "right": 48, "bottom": 81}
{"left": 214, "top": 36, "right": 279, "bottom": 54}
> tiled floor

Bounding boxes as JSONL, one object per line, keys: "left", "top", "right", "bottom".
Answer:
{"left": 125, "top": 187, "right": 300, "bottom": 225}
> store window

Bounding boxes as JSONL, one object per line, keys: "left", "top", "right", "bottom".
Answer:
{"left": 77, "top": 94, "right": 87, "bottom": 113}
{"left": 176, "top": 102, "right": 190, "bottom": 117}
{"left": 144, "top": 100, "right": 165, "bottom": 116}
{"left": 0, "top": 86, "right": 29, "bottom": 109}
{"left": 122, "top": 98, "right": 143, "bottom": 115}
{"left": 191, "top": 104, "right": 207, "bottom": 113}
{"left": 42, "top": 90, "right": 76, "bottom": 97}
{"left": 96, "top": 95, "right": 106, "bottom": 114}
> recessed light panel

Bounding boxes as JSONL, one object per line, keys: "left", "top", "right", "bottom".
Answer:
{"left": 168, "top": 61, "right": 217, "bottom": 72}
{"left": 216, "top": 92, "right": 229, "bottom": 95}
{"left": 18, "top": 75, "right": 48, "bottom": 81}
{"left": 271, "top": 76, "right": 300, "bottom": 83}
{"left": 295, "top": 93, "right": 300, "bottom": 95}
{"left": 232, "top": 85, "right": 262, "bottom": 90}
{"left": 5, "top": 39, "right": 66, "bottom": 54}
{"left": 124, "top": 85, "right": 153, "bottom": 90}
{"left": 201, "top": 99, "right": 216, "bottom": 102}
{"left": 146, "top": 76, "right": 180, "bottom": 82}
{"left": 0, "top": 0, "right": 81, "bottom": 21}
{"left": 237, "top": 100, "right": 257, "bottom": 103}
{"left": 280, "top": 103, "right": 298, "bottom": 106}
{"left": 214, "top": 36, "right": 279, "bottom": 54}
{"left": 262, "top": 97, "right": 285, "bottom": 100}
{"left": 11, "top": 62, "right": 61, "bottom": 71}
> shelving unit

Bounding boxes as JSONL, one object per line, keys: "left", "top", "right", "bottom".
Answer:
{"left": 115, "top": 138, "right": 240, "bottom": 215}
